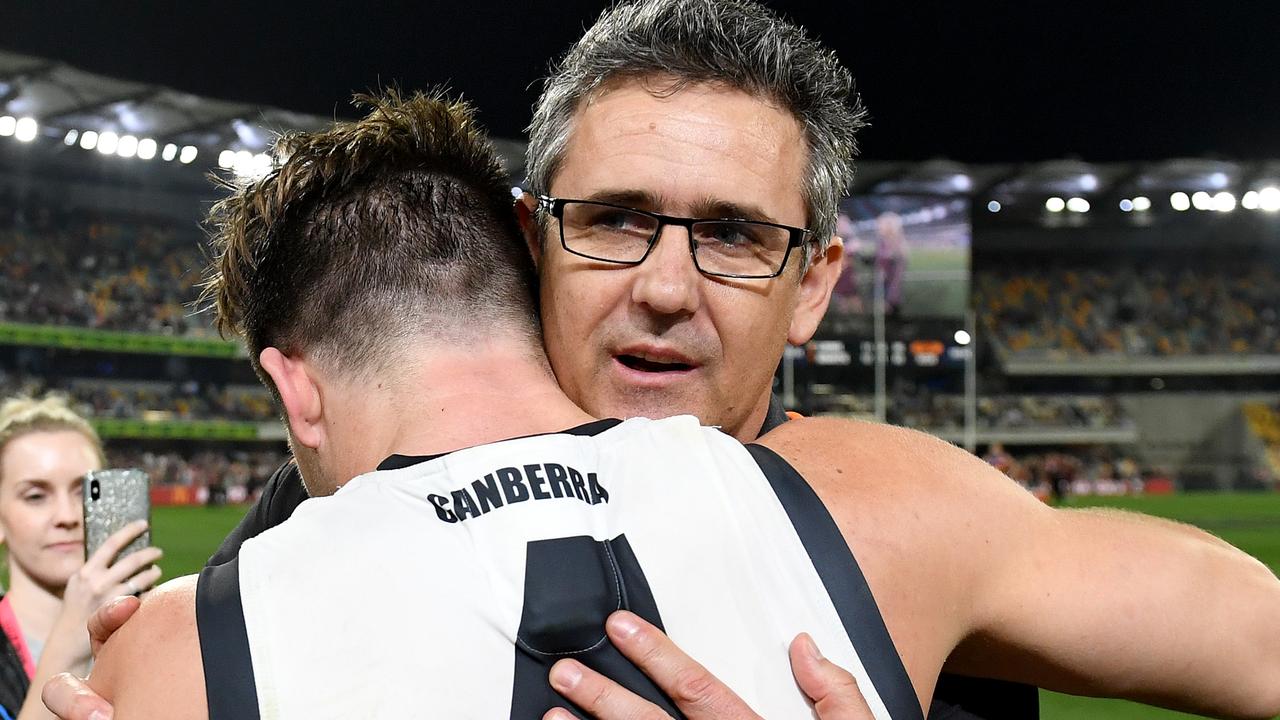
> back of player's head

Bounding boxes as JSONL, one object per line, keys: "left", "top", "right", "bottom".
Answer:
{"left": 202, "top": 90, "right": 538, "bottom": 398}
{"left": 526, "top": 0, "right": 866, "bottom": 255}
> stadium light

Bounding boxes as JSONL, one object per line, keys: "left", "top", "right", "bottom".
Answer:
{"left": 179, "top": 145, "right": 198, "bottom": 164}
{"left": 218, "top": 150, "right": 236, "bottom": 169}
{"left": 1190, "top": 191, "right": 1212, "bottom": 211}
{"left": 954, "top": 330, "right": 972, "bottom": 346}
{"left": 987, "top": 200, "right": 1001, "bottom": 213}
{"left": 1132, "top": 195, "right": 1152, "bottom": 212}
{"left": 1045, "top": 197, "right": 1065, "bottom": 213}
{"left": 1066, "top": 197, "right": 1090, "bottom": 213}
{"left": 1212, "top": 191, "right": 1236, "bottom": 213}
{"left": 64, "top": 129, "right": 79, "bottom": 146}
{"left": 1259, "top": 187, "right": 1280, "bottom": 212}
{"left": 14, "top": 117, "right": 38, "bottom": 143}
{"left": 137, "top": 138, "right": 157, "bottom": 160}
{"left": 1119, "top": 199, "right": 1134, "bottom": 212}
{"left": 1170, "top": 191, "right": 1191, "bottom": 211}
{"left": 116, "top": 134, "right": 139, "bottom": 159}
{"left": 79, "top": 130, "right": 99, "bottom": 150}
{"left": 162, "top": 143, "right": 178, "bottom": 162}
{"left": 0, "top": 116, "right": 14, "bottom": 137}
{"left": 97, "top": 131, "right": 119, "bottom": 155}
{"left": 1242, "top": 191, "right": 1260, "bottom": 210}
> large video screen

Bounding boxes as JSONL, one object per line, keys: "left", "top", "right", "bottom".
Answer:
{"left": 826, "top": 194, "right": 970, "bottom": 321}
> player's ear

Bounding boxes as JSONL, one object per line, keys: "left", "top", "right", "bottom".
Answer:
{"left": 259, "top": 347, "right": 325, "bottom": 451}
{"left": 788, "top": 234, "right": 844, "bottom": 345}
{"left": 515, "top": 192, "right": 544, "bottom": 270}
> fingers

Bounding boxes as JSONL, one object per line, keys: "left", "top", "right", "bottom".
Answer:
{"left": 88, "top": 595, "right": 141, "bottom": 656}
{"left": 602, "top": 611, "right": 758, "bottom": 719}
{"left": 547, "top": 658, "right": 669, "bottom": 720}
{"left": 110, "top": 564, "right": 163, "bottom": 600}
{"left": 41, "top": 672, "right": 113, "bottom": 720}
{"left": 102, "top": 546, "right": 163, "bottom": 587}
{"left": 789, "top": 634, "right": 874, "bottom": 720}
{"left": 85, "top": 520, "right": 150, "bottom": 569}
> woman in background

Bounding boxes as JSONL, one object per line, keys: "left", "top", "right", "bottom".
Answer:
{"left": 0, "top": 395, "right": 162, "bottom": 720}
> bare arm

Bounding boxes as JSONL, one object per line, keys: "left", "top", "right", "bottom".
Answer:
{"left": 762, "top": 418, "right": 1280, "bottom": 720}
{"left": 85, "top": 576, "right": 206, "bottom": 720}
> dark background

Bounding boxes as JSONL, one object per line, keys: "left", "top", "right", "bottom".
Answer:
{"left": 2, "top": 1, "right": 1277, "bottom": 162}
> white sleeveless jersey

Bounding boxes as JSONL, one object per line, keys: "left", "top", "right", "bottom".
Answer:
{"left": 196, "top": 416, "right": 919, "bottom": 720}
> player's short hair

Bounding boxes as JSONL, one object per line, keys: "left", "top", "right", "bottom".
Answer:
{"left": 526, "top": 0, "right": 867, "bottom": 267}
{"left": 202, "top": 90, "right": 538, "bottom": 399}
{"left": 0, "top": 394, "right": 105, "bottom": 483}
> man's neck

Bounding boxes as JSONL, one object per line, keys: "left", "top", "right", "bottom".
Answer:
{"left": 331, "top": 341, "right": 596, "bottom": 482}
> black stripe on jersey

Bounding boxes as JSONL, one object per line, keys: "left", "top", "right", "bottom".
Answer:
{"left": 509, "top": 535, "right": 685, "bottom": 720}
{"left": 378, "top": 419, "right": 625, "bottom": 471}
{"left": 746, "top": 443, "right": 923, "bottom": 720}
{"left": 196, "top": 558, "right": 260, "bottom": 720}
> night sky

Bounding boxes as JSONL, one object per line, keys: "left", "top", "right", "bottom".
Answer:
{"left": 2, "top": 1, "right": 1276, "bottom": 162}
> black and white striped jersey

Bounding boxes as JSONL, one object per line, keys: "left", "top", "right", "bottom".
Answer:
{"left": 197, "top": 416, "right": 919, "bottom": 719}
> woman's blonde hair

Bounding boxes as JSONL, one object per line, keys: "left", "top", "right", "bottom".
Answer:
{"left": 0, "top": 394, "right": 105, "bottom": 484}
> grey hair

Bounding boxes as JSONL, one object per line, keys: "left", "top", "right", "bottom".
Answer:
{"left": 526, "top": 0, "right": 867, "bottom": 268}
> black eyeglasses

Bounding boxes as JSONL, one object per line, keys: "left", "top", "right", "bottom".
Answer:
{"left": 538, "top": 196, "right": 812, "bottom": 279}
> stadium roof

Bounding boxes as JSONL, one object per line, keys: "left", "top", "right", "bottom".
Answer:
{"left": 0, "top": 49, "right": 333, "bottom": 157}
{"left": 2, "top": 49, "right": 1278, "bottom": 221}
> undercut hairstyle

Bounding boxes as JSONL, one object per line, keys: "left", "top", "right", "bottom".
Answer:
{"left": 526, "top": 0, "right": 867, "bottom": 267}
{"left": 201, "top": 90, "right": 539, "bottom": 398}
{"left": 0, "top": 394, "right": 105, "bottom": 484}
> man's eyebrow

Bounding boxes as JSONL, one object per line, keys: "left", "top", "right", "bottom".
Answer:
{"left": 580, "top": 190, "right": 783, "bottom": 225}
{"left": 689, "top": 199, "right": 780, "bottom": 225}
{"left": 581, "top": 189, "right": 664, "bottom": 209}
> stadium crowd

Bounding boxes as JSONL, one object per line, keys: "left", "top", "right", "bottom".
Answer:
{"left": 0, "top": 190, "right": 211, "bottom": 336}
{"left": 983, "top": 443, "right": 1155, "bottom": 497}
{"left": 975, "top": 259, "right": 1280, "bottom": 356}
{"left": 808, "top": 389, "right": 1131, "bottom": 431}
{"left": 107, "top": 447, "right": 287, "bottom": 497}
{"left": 0, "top": 372, "right": 275, "bottom": 422}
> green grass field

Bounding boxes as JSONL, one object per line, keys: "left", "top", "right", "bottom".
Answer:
{"left": 149, "top": 493, "right": 1280, "bottom": 718}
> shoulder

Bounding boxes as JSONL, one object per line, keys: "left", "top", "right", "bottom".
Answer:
{"left": 89, "top": 576, "right": 207, "bottom": 719}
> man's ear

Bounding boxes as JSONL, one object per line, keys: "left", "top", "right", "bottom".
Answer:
{"left": 787, "top": 234, "right": 845, "bottom": 345}
{"left": 259, "top": 347, "right": 325, "bottom": 451}
{"left": 514, "top": 192, "right": 544, "bottom": 270}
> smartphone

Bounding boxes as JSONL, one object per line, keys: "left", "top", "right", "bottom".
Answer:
{"left": 83, "top": 468, "right": 151, "bottom": 561}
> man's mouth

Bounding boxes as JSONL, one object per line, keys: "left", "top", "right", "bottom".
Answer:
{"left": 616, "top": 354, "right": 695, "bottom": 373}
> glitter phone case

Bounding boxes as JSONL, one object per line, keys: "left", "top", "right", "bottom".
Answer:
{"left": 83, "top": 468, "right": 151, "bottom": 561}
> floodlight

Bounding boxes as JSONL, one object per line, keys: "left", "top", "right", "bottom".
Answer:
{"left": 137, "top": 138, "right": 157, "bottom": 160}
{"left": 1212, "top": 191, "right": 1235, "bottom": 213}
{"left": 64, "top": 129, "right": 79, "bottom": 146}
{"left": 14, "top": 118, "right": 37, "bottom": 143}
{"left": 0, "top": 116, "right": 14, "bottom": 137}
{"left": 179, "top": 145, "right": 198, "bottom": 164}
{"left": 1190, "top": 191, "right": 1211, "bottom": 211}
{"left": 954, "top": 330, "right": 972, "bottom": 346}
{"left": 97, "top": 131, "right": 119, "bottom": 155}
{"left": 80, "top": 130, "right": 99, "bottom": 150}
{"left": 1045, "top": 197, "right": 1065, "bottom": 213}
{"left": 116, "top": 135, "right": 139, "bottom": 159}
{"left": 162, "top": 143, "right": 178, "bottom": 161}
{"left": 1132, "top": 196, "right": 1151, "bottom": 211}
{"left": 1241, "top": 191, "right": 1259, "bottom": 211}
{"left": 1259, "top": 187, "right": 1280, "bottom": 212}
{"left": 1066, "top": 197, "right": 1090, "bottom": 213}
{"left": 986, "top": 200, "right": 1001, "bottom": 213}
{"left": 218, "top": 150, "right": 236, "bottom": 169}
{"left": 1119, "top": 199, "right": 1134, "bottom": 212}
{"left": 1170, "top": 192, "right": 1190, "bottom": 211}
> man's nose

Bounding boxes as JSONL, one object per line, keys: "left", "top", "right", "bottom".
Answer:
{"left": 629, "top": 224, "right": 702, "bottom": 317}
